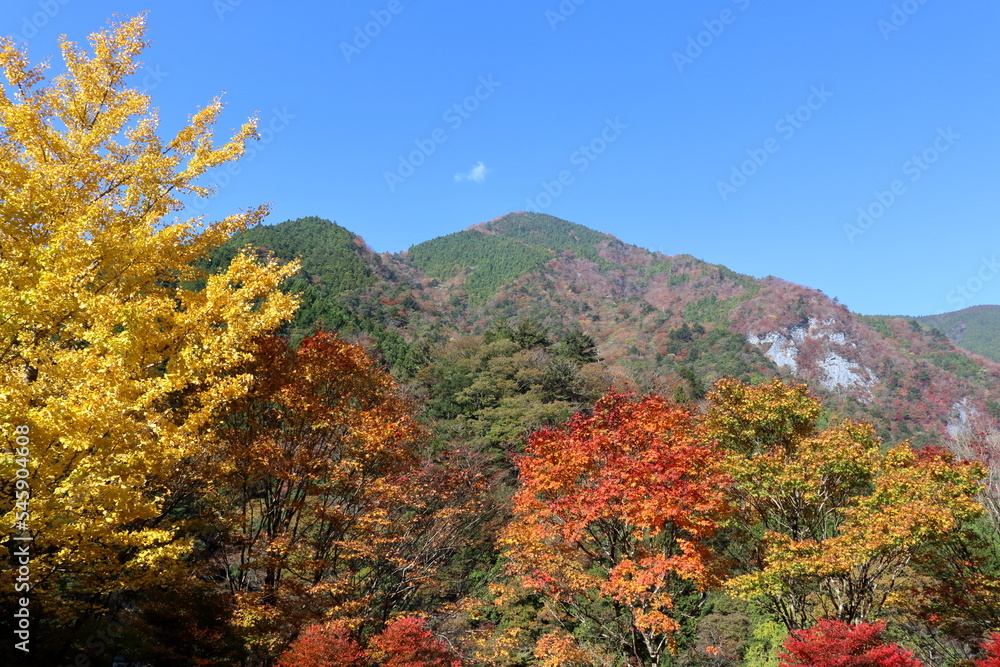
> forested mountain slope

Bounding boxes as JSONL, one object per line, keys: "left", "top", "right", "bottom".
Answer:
{"left": 916, "top": 305, "right": 1000, "bottom": 363}
{"left": 214, "top": 212, "right": 1000, "bottom": 448}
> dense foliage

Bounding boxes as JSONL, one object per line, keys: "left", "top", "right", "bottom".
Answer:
{"left": 778, "top": 620, "right": 923, "bottom": 667}
{"left": 705, "top": 379, "right": 985, "bottom": 630}
{"left": 208, "top": 216, "right": 423, "bottom": 374}
{"left": 5, "top": 15, "right": 1000, "bottom": 667}
{"left": 915, "top": 305, "right": 1000, "bottom": 364}
{"left": 208, "top": 207, "right": 1000, "bottom": 451}
{"left": 0, "top": 15, "right": 299, "bottom": 657}
{"left": 498, "top": 392, "right": 730, "bottom": 665}
{"left": 478, "top": 212, "right": 613, "bottom": 263}
{"left": 409, "top": 230, "right": 554, "bottom": 306}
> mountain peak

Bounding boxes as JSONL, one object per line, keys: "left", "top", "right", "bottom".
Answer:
{"left": 468, "top": 211, "right": 615, "bottom": 252}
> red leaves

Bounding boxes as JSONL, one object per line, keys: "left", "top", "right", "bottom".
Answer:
{"left": 779, "top": 619, "right": 923, "bottom": 667}
{"left": 277, "top": 621, "right": 367, "bottom": 667}
{"left": 277, "top": 617, "right": 461, "bottom": 667}
{"left": 977, "top": 633, "right": 1000, "bottom": 667}
{"left": 514, "top": 390, "right": 730, "bottom": 546}
{"left": 370, "top": 617, "right": 463, "bottom": 667}
{"left": 502, "top": 390, "right": 731, "bottom": 661}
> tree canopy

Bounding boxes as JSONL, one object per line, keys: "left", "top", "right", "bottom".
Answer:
{"left": 0, "top": 12, "right": 297, "bottom": 641}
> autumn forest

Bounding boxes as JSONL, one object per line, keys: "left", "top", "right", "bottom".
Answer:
{"left": 4, "top": 16, "right": 1000, "bottom": 667}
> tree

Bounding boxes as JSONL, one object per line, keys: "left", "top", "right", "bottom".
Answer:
{"left": 278, "top": 616, "right": 462, "bottom": 667}
{"left": 208, "top": 332, "right": 485, "bottom": 661}
{"left": 0, "top": 12, "right": 298, "bottom": 641}
{"left": 276, "top": 621, "right": 367, "bottom": 667}
{"left": 912, "top": 425, "right": 1000, "bottom": 648}
{"left": 210, "top": 331, "right": 418, "bottom": 654}
{"left": 703, "top": 379, "right": 986, "bottom": 629}
{"left": 779, "top": 619, "right": 923, "bottom": 667}
{"left": 415, "top": 332, "right": 607, "bottom": 453}
{"left": 511, "top": 318, "right": 551, "bottom": 350}
{"left": 369, "top": 616, "right": 463, "bottom": 667}
{"left": 555, "top": 327, "right": 599, "bottom": 364}
{"left": 499, "top": 390, "right": 730, "bottom": 665}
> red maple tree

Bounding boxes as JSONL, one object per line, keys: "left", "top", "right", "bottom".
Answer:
{"left": 276, "top": 621, "right": 367, "bottom": 667}
{"left": 500, "top": 390, "right": 730, "bottom": 664}
{"left": 368, "top": 617, "right": 462, "bottom": 667}
{"left": 779, "top": 619, "right": 923, "bottom": 667}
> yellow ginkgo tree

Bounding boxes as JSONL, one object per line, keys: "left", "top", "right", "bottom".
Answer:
{"left": 0, "top": 14, "right": 298, "bottom": 624}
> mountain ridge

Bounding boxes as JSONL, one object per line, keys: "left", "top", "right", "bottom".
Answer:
{"left": 914, "top": 305, "right": 1000, "bottom": 363}
{"left": 211, "top": 212, "right": 1000, "bottom": 447}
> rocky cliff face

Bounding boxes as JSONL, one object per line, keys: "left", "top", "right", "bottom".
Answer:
{"left": 727, "top": 277, "right": 1000, "bottom": 441}
{"left": 746, "top": 318, "right": 877, "bottom": 395}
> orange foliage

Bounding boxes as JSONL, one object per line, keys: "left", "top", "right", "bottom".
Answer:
{"left": 278, "top": 617, "right": 462, "bottom": 667}
{"left": 499, "top": 390, "right": 730, "bottom": 663}
{"left": 369, "top": 617, "right": 463, "bottom": 667}
{"left": 208, "top": 332, "right": 484, "bottom": 658}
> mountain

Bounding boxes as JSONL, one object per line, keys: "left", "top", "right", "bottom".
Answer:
{"left": 915, "top": 305, "right": 1000, "bottom": 363}
{"left": 211, "top": 212, "right": 1000, "bottom": 448}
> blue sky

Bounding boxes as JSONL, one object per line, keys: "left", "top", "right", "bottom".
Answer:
{"left": 5, "top": 0, "right": 999, "bottom": 316}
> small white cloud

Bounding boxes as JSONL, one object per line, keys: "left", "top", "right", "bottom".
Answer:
{"left": 454, "top": 161, "right": 489, "bottom": 183}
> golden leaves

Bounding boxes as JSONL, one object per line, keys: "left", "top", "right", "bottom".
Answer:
{"left": 707, "top": 378, "right": 986, "bottom": 628}
{"left": 0, "top": 14, "right": 298, "bottom": 621}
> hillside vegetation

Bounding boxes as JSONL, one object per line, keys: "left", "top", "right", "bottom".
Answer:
{"left": 11, "top": 20, "right": 1000, "bottom": 666}
{"left": 209, "top": 212, "right": 1000, "bottom": 450}
{"left": 408, "top": 229, "right": 553, "bottom": 305}
{"left": 916, "top": 305, "right": 1000, "bottom": 363}
{"left": 16, "top": 208, "right": 1000, "bottom": 667}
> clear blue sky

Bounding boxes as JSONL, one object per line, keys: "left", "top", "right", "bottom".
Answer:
{"left": 5, "top": 0, "right": 999, "bottom": 316}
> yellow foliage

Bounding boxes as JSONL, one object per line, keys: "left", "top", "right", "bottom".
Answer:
{"left": 0, "top": 15, "right": 298, "bottom": 620}
{"left": 704, "top": 378, "right": 985, "bottom": 628}
{"left": 534, "top": 631, "right": 600, "bottom": 667}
